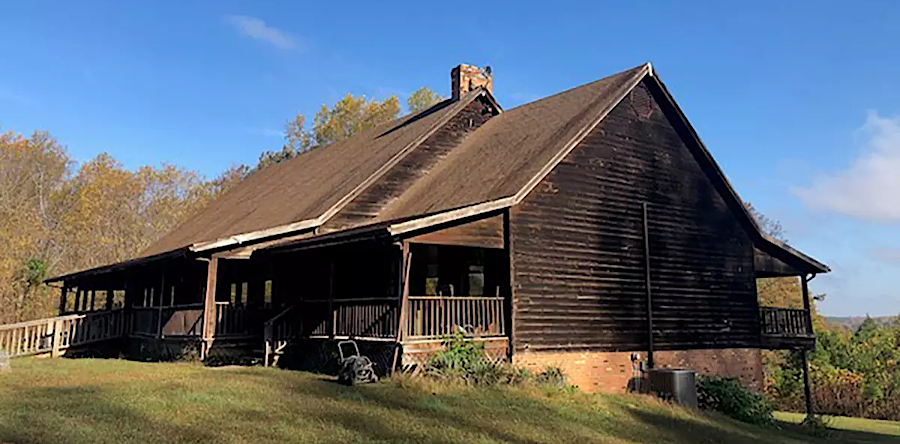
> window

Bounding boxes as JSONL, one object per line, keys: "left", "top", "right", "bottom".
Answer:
{"left": 425, "top": 245, "right": 440, "bottom": 296}
{"left": 468, "top": 264, "right": 485, "bottom": 296}
{"left": 264, "top": 280, "right": 273, "bottom": 306}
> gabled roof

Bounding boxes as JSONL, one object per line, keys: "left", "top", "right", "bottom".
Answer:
{"left": 142, "top": 88, "right": 496, "bottom": 257}
{"left": 364, "top": 65, "right": 647, "bottom": 223}
{"left": 48, "top": 62, "right": 828, "bottom": 283}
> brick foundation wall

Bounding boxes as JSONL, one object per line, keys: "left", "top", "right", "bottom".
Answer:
{"left": 513, "top": 348, "right": 763, "bottom": 393}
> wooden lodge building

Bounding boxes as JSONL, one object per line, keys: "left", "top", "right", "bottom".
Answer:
{"left": 42, "top": 63, "right": 829, "bottom": 393}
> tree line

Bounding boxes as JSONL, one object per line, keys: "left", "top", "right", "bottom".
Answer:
{"left": 0, "top": 88, "right": 442, "bottom": 323}
{"left": 748, "top": 205, "right": 900, "bottom": 420}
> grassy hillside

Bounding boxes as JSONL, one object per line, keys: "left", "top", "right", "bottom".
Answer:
{"left": 776, "top": 412, "right": 900, "bottom": 441}
{"left": 0, "top": 358, "right": 895, "bottom": 444}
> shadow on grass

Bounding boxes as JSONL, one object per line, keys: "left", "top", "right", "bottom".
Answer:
{"left": 774, "top": 420, "right": 898, "bottom": 444}
{"left": 0, "top": 385, "right": 219, "bottom": 444}
{"left": 2, "top": 366, "right": 894, "bottom": 444}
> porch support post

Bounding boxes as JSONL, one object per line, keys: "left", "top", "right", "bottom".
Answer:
{"left": 74, "top": 289, "right": 82, "bottom": 313}
{"left": 156, "top": 270, "right": 166, "bottom": 338}
{"left": 89, "top": 290, "right": 96, "bottom": 311}
{"left": 328, "top": 257, "right": 335, "bottom": 339}
{"left": 59, "top": 285, "right": 68, "bottom": 315}
{"left": 391, "top": 243, "right": 412, "bottom": 374}
{"left": 802, "top": 348, "right": 813, "bottom": 418}
{"left": 504, "top": 209, "right": 516, "bottom": 359}
{"left": 201, "top": 257, "right": 219, "bottom": 359}
{"left": 106, "top": 287, "right": 114, "bottom": 311}
{"left": 801, "top": 274, "right": 814, "bottom": 335}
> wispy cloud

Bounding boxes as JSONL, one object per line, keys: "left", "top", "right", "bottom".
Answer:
{"left": 223, "top": 15, "right": 298, "bottom": 50}
{"left": 793, "top": 111, "right": 900, "bottom": 222}
{"left": 866, "top": 247, "right": 900, "bottom": 263}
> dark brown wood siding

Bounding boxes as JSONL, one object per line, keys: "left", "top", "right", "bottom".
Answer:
{"left": 323, "top": 97, "right": 498, "bottom": 231}
{"left": 510, "top": 79, "right": 758, "bottom": 352}
{"left": 407, "top": 213, "right": 504, "bottom": 249}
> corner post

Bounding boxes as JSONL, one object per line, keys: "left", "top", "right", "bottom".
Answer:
{"left": 801, "top": 274, "right": 813, "bottom": 335}
{"left": 201, "top": 257, "right": 219, "bottom": 359}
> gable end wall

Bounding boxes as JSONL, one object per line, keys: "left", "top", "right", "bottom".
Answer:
{"left": 510, "top": 79, "right": 759, "bottom": 353}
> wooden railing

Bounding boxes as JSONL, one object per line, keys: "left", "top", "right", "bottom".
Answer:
{"left": 214, "top": 302, "right": 256, "bottom": 337}
{"left": 405, "top": 296, "right": 506, "bottom": 340}
{"left": 263, "top": 305, "right": 296, "bottom": 367}
{"left": 0, "top": 310, "right": 125, "bottom": 358}
{"left": 307, "top": 298, "right": 399, "bottom": 339}
{"left": 760, "top": 306, "right": 813, "bottom": 338}
{"left": 131, "top": 303, "right": 263, "bottom": 338}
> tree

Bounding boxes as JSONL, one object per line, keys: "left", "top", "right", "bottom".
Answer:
{"left": 252, "top": 93, "right": 402, "bottom": 173}
{"left": 745, "top": 202, "right": 786, "bottom": 242}
{"left": 312, "top": 93, "right": 400, "bottom": 147}
{"left": 407, "top": 87, "right": 443, "bottom": 114}
{"left": 0, "top": 130, "right": 70, "bottom": 321}
{"left": 283, "top": 114, "right": 312, "bottom": 153}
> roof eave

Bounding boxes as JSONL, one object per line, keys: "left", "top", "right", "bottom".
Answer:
{"left": 44, "top": 247, "right": 190, "bottom": 284}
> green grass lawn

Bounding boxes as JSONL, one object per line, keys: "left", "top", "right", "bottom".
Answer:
{"left": 776, "top": 412, "right": 900, "bottom": 442}
{"left": 0, "top": 358, "right": 895, "bottom": 444}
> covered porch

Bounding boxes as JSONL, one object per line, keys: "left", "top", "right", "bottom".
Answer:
{"left": 260, "top": 218, "right": 512, "bottom": 369}
{"left": 48, "top": 254, "right": 282, "bottom": 359}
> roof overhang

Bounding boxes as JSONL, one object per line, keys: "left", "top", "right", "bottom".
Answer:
{"left": 44, "top": 248, "right": 189, "bottom": 284}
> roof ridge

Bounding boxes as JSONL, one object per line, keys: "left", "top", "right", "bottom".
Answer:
{"left": 187, "top": 88, "right": 490, "bottom": 253}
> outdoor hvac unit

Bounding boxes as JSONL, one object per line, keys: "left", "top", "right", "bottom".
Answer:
{"left": 648, "top": 368, "right": 698, "bottom": 408}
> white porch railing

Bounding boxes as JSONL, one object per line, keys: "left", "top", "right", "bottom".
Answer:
{"left": 0, "top": 309, "right": 125, "bottom": 358}
{"left": 405, "top": 296, "right": 505, "bottom": 340}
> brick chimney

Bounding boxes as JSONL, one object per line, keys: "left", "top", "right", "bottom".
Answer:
{"left": 451, "top": 64, "right": 492, "bottom": 100}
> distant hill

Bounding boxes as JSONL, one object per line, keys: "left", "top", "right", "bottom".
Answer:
{"left": 826, "top": 316, "right": 897, "bottom": 330}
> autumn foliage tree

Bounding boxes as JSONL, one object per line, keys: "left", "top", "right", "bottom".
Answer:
{"left": 0, "top": 88, "right": 440, "bottom": 323}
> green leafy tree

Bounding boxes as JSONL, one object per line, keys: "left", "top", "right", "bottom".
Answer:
{"left": 312, "top": 93, "right": 400, "bottom": 146}
{"left": 407, "top": 87, "right": 443, "bottom": 114}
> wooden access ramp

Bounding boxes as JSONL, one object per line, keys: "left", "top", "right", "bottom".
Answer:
{"left": 0, "top": 310, "right": 125, "bottom": 358}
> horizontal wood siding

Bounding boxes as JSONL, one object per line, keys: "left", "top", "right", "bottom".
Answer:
{"left": 407, "top": 213, "right": 504, "bottom": 249}
{"left": 324, "top": 97, "right": 498, "bottom": 231}
{"left": 511, "top": 80, "right": 758, "bottom": 352}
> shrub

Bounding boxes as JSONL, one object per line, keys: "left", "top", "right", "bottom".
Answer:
{"left": 697, "top": 375, "right": 774, "bottom": 426}
{"left": 425, "top": 331, "right": 510, "bottom": 385}
{"left": 534, "top": 366, "right": 567, "bottom": 387}
{"left": 425, "top": 333, "right": 576, "bottom": 389}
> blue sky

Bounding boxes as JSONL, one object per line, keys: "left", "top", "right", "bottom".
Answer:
{"left": 2, "top": 1, "right": 899, "bottom": 316}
